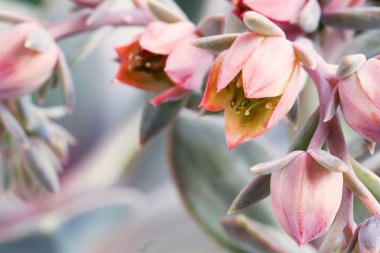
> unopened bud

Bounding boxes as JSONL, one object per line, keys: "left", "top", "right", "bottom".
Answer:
{"left": 336, "top": 54, "right": 366, "bottom": 79}
{"left": 243, "top": 11, "right": 285, "bottom": 37}
{"left": 358, "top": 214, "right": 380, "bottom": 253}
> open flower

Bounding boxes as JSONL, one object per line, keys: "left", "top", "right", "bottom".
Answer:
{"left": 336, "top": 55, "right": 380, "bottom": 143}
{"left": 115, "top": 20, "right": 214, "bottom": 106}
{"left": 250, "top": 149, "right": 345, "bottom": 245}
{"left": 231, "top": 0, "right": 321, "bottom": 33}
{"left": 0, "top": 22, "right": 59, "bottom": 99}
{"left": 200, "top": 12, "right": 314, "bottom": 149}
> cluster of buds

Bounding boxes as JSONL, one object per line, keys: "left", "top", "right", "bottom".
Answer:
{"left": 0, "top": 14, "right": 75, "bottom": 197}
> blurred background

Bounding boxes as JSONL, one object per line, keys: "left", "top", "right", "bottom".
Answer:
{"left": 0, "top": 0, "right": 378, "bottom": 253}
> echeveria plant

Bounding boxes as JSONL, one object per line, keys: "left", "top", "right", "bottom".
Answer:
{"left": 0, "top": 0, "right": 380, "bottom": 252}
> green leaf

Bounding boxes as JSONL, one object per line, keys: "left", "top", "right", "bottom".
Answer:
{"left": 351, "top": 158, "right": 380, "bottom": 202}
{"left": 140, "top": 99, "right": 184, "bottom": 145}
{"left": 228, "top": 175, "right": 270, "bottom": 215}
{"left": 168, "top": 112, "right": 277, "bottom": 253}
{"left": 322, "top": 7, "right": 380, "bottom": 30}
{"left": 288, "top": 108, "right": 319, "bottom": 152}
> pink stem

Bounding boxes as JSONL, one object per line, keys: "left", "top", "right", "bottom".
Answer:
{"left": 305, "top": 51, "right": 379, "bottom": 251}
{"left": 47, "top": 8, "right": 154, "bottom": 40}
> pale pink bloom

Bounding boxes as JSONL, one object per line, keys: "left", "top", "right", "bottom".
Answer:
{"left": 358, "top": 214, "right": 380, "bottom": 253}
{"left": 270, "top": 151, "right": 343, "bottom": 245}
{"left": 0, "top": 22, "right": 59, "bottom": 99}
{"left": 338, "top": 56, "right": 380, "bottom": 142}
{"left": 115, "top": 21, "right": 214, "bottom": 106}
{"left": 232, "top": 0, "right": 307, "bottom": 22}
{"left": 200, "top": 31, "right": 311, "bottom": 149}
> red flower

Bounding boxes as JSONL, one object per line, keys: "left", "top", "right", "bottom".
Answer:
{"left": 115, "top": 21, "right": 214, "bottom": 105}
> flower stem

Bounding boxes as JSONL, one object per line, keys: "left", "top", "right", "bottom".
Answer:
{"left": 47, "top": 9, "right": 154, "bottom": 40}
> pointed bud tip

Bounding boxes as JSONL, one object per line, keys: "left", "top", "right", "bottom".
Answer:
{"left": 336, "top": 54, "right": 366, "bottom": 79}
{"left": 146, "top": 0, "right": 185, "bottom": 23}
{"left": 243, "top": 11, "right": 285, "bottom": 37}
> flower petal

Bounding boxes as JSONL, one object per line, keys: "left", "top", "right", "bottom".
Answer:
{"left": 224, "top": 99, "right": 273, "bottom": 149}
{"left": 357, "top": 56, "right": 380, "bottom": 110}
{"left": 243, "top": 37, "right": 295, "bottom": 99}
{"left": 243, "top": 0, "right": 307, "bottom": 22}
{"left": 165, "top": 41, "right": 214, "bottom": 90}
{"left": 199, "top": 52, "right": 231, "bottom": 112}
{"left": 218, "top": 32, "right": 263, "bottom": 91}
{"left": 150, "top": 86, "right": 189, "bottom": 106}
{"left": 139, "top": 21, "right": 196, "bottom": 55}
{"left": 0, "top": 22, "right": 59, "bottom": 98}
{"left": 339, "top": 74, "right": 380, "bottom": 142}
{"left": 265, "top": 64, "right": 306, "bottom": 130}
{"left": 250, "top": 151, "right": 304, "bottom": 175}
{"left": 114, "top": 39, "right": 172, "bottom": 92}
{"left": 271, "top": 153, "right": 343, "bottom": 245}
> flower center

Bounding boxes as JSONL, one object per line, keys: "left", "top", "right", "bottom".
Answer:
{"left": 228, "top": 75, "right": 280, "bottom": 116}
{"left": 128, "top": 49, "right": 166, "bottom": 73}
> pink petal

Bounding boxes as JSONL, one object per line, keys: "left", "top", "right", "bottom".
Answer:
{"left": 339, "top": 74, "right": 380, "bottom": 142}
{"left": 199, "top": 52, "right": 231, "bottom": 112}
{"left": 271, "top": 153, "right": 343, "bottom": 245}
{"left": 243, "top": 0, "right": 307, "bottom": 22}
{"left": 165, "top": 41, "right": 214, "bottom": 90}
{"left": 242, "top": 37, "right": 295, "bottom": 98}
{"left": 0, "top": 22, "right": 59, "bottom": 99}
{"left": 265, "top": 64, "right": 305, "bottom": 129}
{"left": 150, "top": 86, "right": 189, "bottom": 106}
{"left": 357, "top": 57, "right": 380, "bottom": 110}
{"left": 139, "top": 21, "right": 196, "bottom": 55}
{"left": 217, "top": 32, "right": 263, "bottom": 91}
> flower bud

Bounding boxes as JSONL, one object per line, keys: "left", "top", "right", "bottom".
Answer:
{"left": 270, "top": 151, "right": 343, "bottom": 245}
{"left": 358, "top": 214, "right": 380, "bottom": 253}
{"left": 71, "top": 0, "right": 103, "bottom": 8}
{"left": 0, "top": 22, "right": 59, "bottom": 99}
{"left": 337, "top": 55, "right": 380, "bottom": 143}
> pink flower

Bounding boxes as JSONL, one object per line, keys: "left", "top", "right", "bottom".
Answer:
{"left": 231, "top": 0, "right": 321, "bottom": 35}
{"left": 115, "top": 20, "right": 214, "bottom": 106}
{"left": 337, "top": 56, "right": 380, "bottom": 142}
{"left": 232, "top": 0, "right": 307, "bottom": 22}
{"left": 0, "top": 22, "right": 59, "bottom": 99}
{"left": 269, "top": 151, "right": 343, "bottom": 245}
{"left": 199, "top": 13, "right": 314, "bottom": 149}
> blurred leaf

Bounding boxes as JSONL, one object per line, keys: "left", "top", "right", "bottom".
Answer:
{"left": 140, "top": 99, "right": 184, "bottom": 145}
{"left": 322, "top": 7, "right": 380, "bottom": 30}
{"left": 341, "top": 30, "right": 380, "bottom": 58}
{"left": 222, "top": 215, "right": 317, "bottom": 253}
{"left": 168, "top": 111, "right": 277, "bottom": 253}
{"left": 351, "top": 158, "right": 380, "bottom": 202}
{"left": 6, "top": 0, "right": 45, "bottom": 6}
{"left": 228, "top": 175, "right": 270, "bottom": 215}
{"left": 0, "top": 188, "right": 140, "bottom": 253}
{"left": 197, "top": 15, "right": 225, "bottom": 37}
